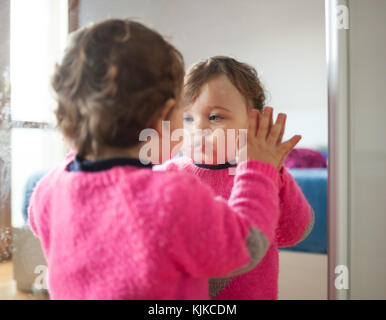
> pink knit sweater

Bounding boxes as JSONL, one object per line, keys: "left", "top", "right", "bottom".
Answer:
{"left": 155, "top": 156, "right": 314, "bottom": 300}
{"left": 28, "top": 153, "right": 282, "bottom": 299}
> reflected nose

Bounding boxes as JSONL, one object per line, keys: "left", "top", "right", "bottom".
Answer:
{"left": 192, "top": 128, "right": 211, "bottom": 139}
{"left": 184, "top": 117, "right": 211, "bottom": 147}
{"left": 192, "top": 117, "right": 208, "bottom": 131}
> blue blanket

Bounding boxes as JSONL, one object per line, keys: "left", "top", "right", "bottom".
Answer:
{"left": 279, "top": 168, "right": 327, "bottom": 254}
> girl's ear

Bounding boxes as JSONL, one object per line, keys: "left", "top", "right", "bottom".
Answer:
{"left": 154, "top": 98, "right": 176, "bottom": 134}
{"left": 161, "top": 98, "right": 177, "bottom": 121}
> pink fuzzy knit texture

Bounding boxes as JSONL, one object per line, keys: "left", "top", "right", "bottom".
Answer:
{"left": 28, "top": 154, "right": 282, "bottom": 300}
{"left": 156, "top": 156, "right": 312, "bottom": 300}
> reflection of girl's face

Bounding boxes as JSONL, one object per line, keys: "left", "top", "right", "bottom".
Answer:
{"left": 183, "top": 75, "right": 250, "bottom": 164}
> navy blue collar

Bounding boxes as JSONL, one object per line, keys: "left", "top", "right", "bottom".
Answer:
{"left": 193, "top": 161, "right": 237, "bottom": 170}
{"left": 67, "top": 154, "right": 153, "bottom": 172}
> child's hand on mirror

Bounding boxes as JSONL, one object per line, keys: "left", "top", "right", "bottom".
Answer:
{"left": 246, "top": 107, "right": 301, "bottom": 171}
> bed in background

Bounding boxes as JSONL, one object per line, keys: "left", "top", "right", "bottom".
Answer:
{"left": 279, "top": 147, "right": 328, "bottom": 254}
{"left": 279, "top": 167, "right": 327, "bottom": 253}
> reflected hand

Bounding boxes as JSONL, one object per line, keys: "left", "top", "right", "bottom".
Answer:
{"left": 246, "top": 106, "right": 301, "bottom": 171}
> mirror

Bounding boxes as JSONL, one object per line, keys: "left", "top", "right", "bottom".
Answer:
{"left": 1, "top": 0, "right": 329, "bottom": 300}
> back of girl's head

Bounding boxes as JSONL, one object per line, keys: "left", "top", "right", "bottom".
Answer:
{"left": 184, "top": 56, "right": 265, "bottom": 111}
{"left": 52, "top": 19, "right": 184, "bottom": 157}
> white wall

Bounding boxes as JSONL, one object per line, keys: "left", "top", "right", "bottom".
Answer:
{"left": 79, "top": 0, "right": 327, "bottom": 149}
{"left": 347, "top": 0, "right": 386, "bottom": 299}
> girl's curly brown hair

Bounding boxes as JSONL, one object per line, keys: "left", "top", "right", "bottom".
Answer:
{"left": 184, "top": 56, "right": 266, "bottom": 112}
{"left": 52, "top": 19, "right": 184, "bottom": 158}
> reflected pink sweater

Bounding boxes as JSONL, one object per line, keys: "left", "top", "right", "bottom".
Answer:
{"left": 28, "top": 153, "right": 282, "bottom": 300}
{"left": 156, "top": 156, "right": 314, "bottom": 300}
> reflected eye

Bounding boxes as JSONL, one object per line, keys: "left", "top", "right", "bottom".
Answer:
{"left": 183, "top": 115, "right": 193, "bottom": 123}
{"left": 209, "top": 114, "right": 223, "bottom": 121}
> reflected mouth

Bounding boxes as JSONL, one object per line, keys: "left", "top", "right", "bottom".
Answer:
{"left": 193, "top": 144, "right": 204, "bottom": 154}
{"left": 193, "top": 140, "right": 211, "bottom": 151}
{"left": 194, "top": 141, "right": 203, "bottom": 148}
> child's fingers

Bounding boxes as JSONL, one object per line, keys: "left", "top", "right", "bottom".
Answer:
{"left": 257, "top": 107, "right": 271, "bottom": 141}
{"left": 248, "top": 109, "right": 258, "bottom": 137}
{"left": 276, "top": 113, "right": 286, "bottom": 145}
{"left": 266, "top": 106, "right": 273, "bottom": 139}
{"left": 267, "top": 113, "right": 286, "bottom": 146}
{"left": 280, "top": 135, "right": 302, "bottom": 157}
{"left": 256, "top": 110, "right": 260, "bottom": 136}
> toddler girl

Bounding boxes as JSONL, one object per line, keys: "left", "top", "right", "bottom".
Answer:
{"left": 28, "top": 21, "right": 295, "bottom": 299}
{"left": 156, "top": 56, "right": 314, "bottom": 300}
